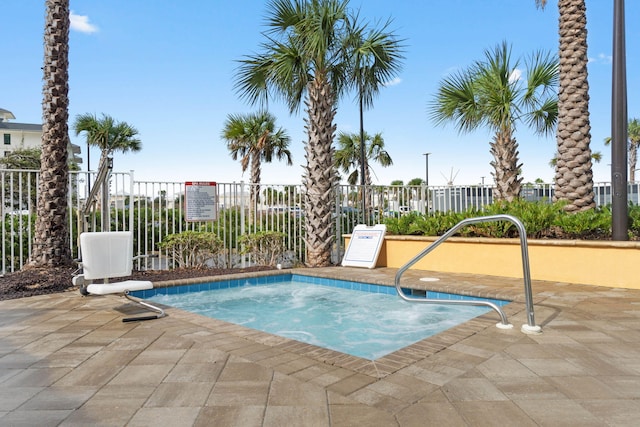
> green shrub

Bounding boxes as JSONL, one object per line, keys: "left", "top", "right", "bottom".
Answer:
{"left": 552, "top": 206, "right": 611, "bottom": 238}
{"left": 628, "top": 204, "right": 640, "bottom": 237}
{"left": 157, "top": 231, "right": 224, "bottom": 268}
{"left": 384, "top": 211, "right": 421, "bottom": 235}
{"left": 383, "top": 200, "right": 638, "bottom": 240}
{"left": 239, "top": 231, "right": 286, "bottom": 266}
{"left": 475, "top": 200, "right": 564, "bottom": 238}
{"left": 2, "top": 213, "right": 35, "bottom": 271}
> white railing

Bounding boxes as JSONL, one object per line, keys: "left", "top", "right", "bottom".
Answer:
{"left": 2, "top": 168, "right": 639, "bottom": 274}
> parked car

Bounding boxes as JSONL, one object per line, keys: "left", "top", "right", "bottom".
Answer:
{"left": 383, "top": 206, "right": 410, "bottom": 217}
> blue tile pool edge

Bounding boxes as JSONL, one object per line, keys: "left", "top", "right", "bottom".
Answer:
{"left": 130, "top": 272, "right": 509, "bottom": 307}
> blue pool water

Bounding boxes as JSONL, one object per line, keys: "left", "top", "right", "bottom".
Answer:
{"left": 136, "top": 274, "right": 508, "bottom": 360}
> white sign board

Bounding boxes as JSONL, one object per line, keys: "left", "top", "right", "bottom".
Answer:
{"left": 185, "top": 181, "right": 218, "bottom": 222}
{"left": 341, "top": 224, "right": 386, "bottom": 269}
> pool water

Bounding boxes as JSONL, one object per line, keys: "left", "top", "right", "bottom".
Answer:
{"left": 141, "top": 275, "right": 508, "bottom": 360}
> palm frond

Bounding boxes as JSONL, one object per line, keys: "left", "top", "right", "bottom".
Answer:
{"left": 72, "top": 113, "right": 141, "bottom": 154}
{"left": 525, "top": 98, "right": 558, "bottom": 136}
{"left": 523, "top": 50, "right": 558, "bottom": 104}
{"left": 429, "top": 69, "right": 483, "bottom": 133}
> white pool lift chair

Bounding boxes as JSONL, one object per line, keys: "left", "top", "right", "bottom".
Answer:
{"left": 73, "top": 231, "right": 165, "bottom": 322}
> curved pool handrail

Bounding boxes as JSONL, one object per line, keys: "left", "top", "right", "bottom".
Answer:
{"left": 394, "top": 214, "right": 541, "bottom": 334}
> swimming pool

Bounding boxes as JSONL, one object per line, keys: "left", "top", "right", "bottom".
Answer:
{"left": 134, "top": 274, "right": 509, "bottom": 360}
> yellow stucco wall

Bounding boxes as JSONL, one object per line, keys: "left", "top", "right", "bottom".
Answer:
{"left": 345, "top": 235, "right": 640, "bottom": 289}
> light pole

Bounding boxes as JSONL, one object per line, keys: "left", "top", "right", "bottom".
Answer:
{"left": 87, "top": 141, "right": 91, "bottom": 194}
{"left": 611, "top": 0, "right": 628, "bottom": 240}
{"left": 423, "top": 153, "right": 431, "bottom": 186}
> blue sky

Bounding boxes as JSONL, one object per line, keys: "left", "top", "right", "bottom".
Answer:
{"left": 3, "top": 0, "right": 638, "bottom": 186}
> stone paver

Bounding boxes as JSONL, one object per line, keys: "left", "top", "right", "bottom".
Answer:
{"left": 0, "top": 267, "right": 639, "bottom": 425}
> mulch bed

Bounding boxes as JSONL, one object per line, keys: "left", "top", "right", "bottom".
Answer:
{"left": 0, "top": 266, "right": 275, "bottom": 301}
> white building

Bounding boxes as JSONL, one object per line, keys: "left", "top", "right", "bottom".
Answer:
{"left": 0, "top": 107, "right": 82, "bottom": 165}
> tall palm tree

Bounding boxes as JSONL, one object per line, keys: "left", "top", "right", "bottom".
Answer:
{"left": 346, "top": 18, "right": 404, "bottom": 220}
{"left": 73, "top": 113, "right": 142, "bottom": 166}
{"left": 347, "top": 18, "right": 404, "bottom": 187}
{"left": 536, "top": 0, "right": 595, "bottom": 212}
{"left": 235, "top": 0, "right": 402, "bottom": 266}
{"left": 604, "top": 118, "right": 640, "bottom": 182}
{"left": 334, "top": 131, "right": 392, "bottom": 185}
{"left": 430, "top": 42, "right": 558, "bottom": 201}
{"left": 30, "top": 0, "right": 72, "bottom": 268}
{"left": 221, "top": 111, "right": 292, "bottom": 209}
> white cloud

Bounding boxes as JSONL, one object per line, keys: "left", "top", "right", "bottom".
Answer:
{"left": 508, "top": 68, "right": 522, "bottom": 83}
{"left": 383, "top": 77, "right": 402, "bottom": 87}
{"left": 70, "top": 11, "right": 98, "bottom": 34}
{"left": 588, "top": 53, "right": 612, "bottom": 64}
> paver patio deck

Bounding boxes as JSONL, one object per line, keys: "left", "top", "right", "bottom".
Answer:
{"left": 1, "top": 267, "right": 639, "bottom": 426}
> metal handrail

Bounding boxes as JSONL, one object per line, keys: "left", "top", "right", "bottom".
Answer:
{"left": 394, "top": 214, "right": 541, "bottom": 334}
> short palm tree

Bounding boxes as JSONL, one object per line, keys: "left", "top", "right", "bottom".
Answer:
{"left": 429, "top": 41, "right": 558, "bottom": 201}
{"left": 73, "top": 113, "right": 142, "bottom": 171}
{"left": 335, "top": 131, "right": 392, "bottom": 219}
{"left": 604, "top": 118, "right": 640, "bottom": 182}
{"left": 221, "top": 111, "right": 292, "bottom": 208}
{"left": 536, "top": 0, "right": 595, "bottom": 212}
{"left": 30, "top": 0, "right": 72, "bottom": 268}
{"left": 235, "top": 0, "right": 402, "bottom": 267}
{"left": 334, "top": 131, "right": 392, "bottom": 185}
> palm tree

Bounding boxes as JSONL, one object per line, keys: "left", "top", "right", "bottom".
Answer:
{"left": 536, "top": 0, "right": 595, "bottom": 212}
{"left": 73, "top": 113, "right": 142, "bottom": 167}
{"left": 334, "top": 131, "right": 392, "bottom": 185}
{"left": 235, "top": 0, "right": 402, "bottom": 267}
{"left": 334, "top": 131, "right": 392, "bottom": 219}
{"left": 347, "top": 18, "right": 404, "bottom": 190}
{"left": 429, "top": 41, "right": 558, "bottom": 201}
{"left": 221, "top": 111, "right": 292, "bottom": 209}
{"left": 604, "top": 118, "right": 640, "bottom": 182}
{"left": 73, "top": 113, "right": 141, "bottom": 229}
{"left": 346, "top": 18, "right": 404, "bottom": 221}
{"left": 29, "top": 0, "right": 72, "bottom": 268}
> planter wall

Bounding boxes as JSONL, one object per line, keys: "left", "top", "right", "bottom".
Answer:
{"left": 345, "top": 235, "right": 640, "bottom": 290}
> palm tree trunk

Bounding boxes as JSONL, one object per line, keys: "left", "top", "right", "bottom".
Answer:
{"left": 363, "top": 161, "right": 373, "bottom": 219}
{"left": 30, "top": 0, "right": 72, "bottom": 267}
{"left": 250, "top": 153, "right": 261, "bottom": 215}
{"left": 303, "top": 79, "right": 336, "bottom": 267}
{"left": 553, "top": 0, "right": 595, "bottom": 212}
{"left": 489, "top": 130, "right": 522, "bottom": 202}
{"left": 629, "top": 144, "right": 637, "bottom": 182}
{"left": 358, "top": 87, "right": 367, "bottom": 220}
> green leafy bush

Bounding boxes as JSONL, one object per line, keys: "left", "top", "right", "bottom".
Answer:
{"left": 552, "top": 206, "right": 611, "bottom": 238}
{"left": 383, "top": 200, "right": 637, "bottom": 240}
{"left": 239, "top": 231, "right": 286, "bottom": 266}
{"left": 627, "top": 205, "right": 640, "bottom": 237}
{"left": 477, "top": 200, "right": 561, "bottom": 237}
{"left": 157, "top": 231, "right": 224, "bottom": 268}
{"left": 385, "top": 211, "right": 469, "bottom": 236}
{"left": 2, "top": 213, "right": 35, "bottom": 271}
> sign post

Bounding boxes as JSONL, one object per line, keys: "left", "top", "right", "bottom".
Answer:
{"left": 185, "top": 181, "right": 217, "bottom": 222}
